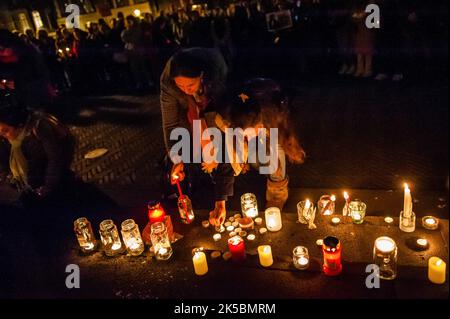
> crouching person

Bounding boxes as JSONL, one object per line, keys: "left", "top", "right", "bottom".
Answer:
{"left": 0, "top": 93, "right": 75, "bottom": 210}
{"left": 205, "top": 78, "right": 305, "bottom": 227}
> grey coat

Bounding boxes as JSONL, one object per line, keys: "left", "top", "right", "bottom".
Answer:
{"left": 160, "top": 48, "right": 228, "bottom": 154}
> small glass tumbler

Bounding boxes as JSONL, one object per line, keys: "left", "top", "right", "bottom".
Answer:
{"left": 99, "top": 219, "right": 123, "bottom": 256}
{"left": 293, "top": 246, "right": 310, "bottom": 270}
{"left": 373, "top": 236, "right": 397, "bottom": 280}
{"left": 74, "top": 217, "right": 97, "bottom": 253}
{"left": 150, "top": 221, "right": 173, "bottom": 260}
{"left": 121, "top": 219, "right": 145, "bottom": 256}
{"left": 265, "top": 207, "right": 282, "bottom": 232}
{"left": 241, "top": 193, "right": 258, "bottom": 218}
{"left": 349, "top": 200, "right": 366, "bottom": 224}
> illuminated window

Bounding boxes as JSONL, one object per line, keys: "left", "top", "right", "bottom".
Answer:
{"left": 32, "top": 11, "right": 44, "bottom": 29}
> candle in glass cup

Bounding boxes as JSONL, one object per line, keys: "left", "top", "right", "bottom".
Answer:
{"left": 241, "top": 193, "right": 259, "bottom": 218}
{"left": 257, "top": 245, "right": 273, "bottom": 267}
{"left": 293, "top": 246, "right": 310, "bottom": 270}
{"left": 147, "top": 200, "right": 166, "bottom": 224}
{"left": 318, "top": 195, "right": 336, "bottom": 215}
{"left": 228, "top": 236, "right": 246, "bottom": 261}
{"left": 74, "top": 217, "right": 97, "bottom": 253}
{"left": 322, "top": 236, "right": 342, "bottom": 276}
{"left": 265, "top": 207, "right": 282, "bottom": 232}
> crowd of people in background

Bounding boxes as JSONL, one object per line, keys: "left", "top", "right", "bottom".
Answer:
{"left": 1, "top": 0, "right": 448, "bottom": 102}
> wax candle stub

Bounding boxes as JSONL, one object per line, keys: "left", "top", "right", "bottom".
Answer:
{"left": 247, "top": 234, "right": 256, "bottom": 241}
{"left": 255, "top": 217, "right": 263, "bottom": 225}
{"left": 428, "top": 257, "right": 446, "bottom": 284}
{"left": 213, "top": 233, "right": 222, "bottom": 241}
{"left": 331, "top": 217, "right": 340, "bottom": 225}
{"left": 422, "top": 216, "right": 439, "bottom": 230}
{"left": 202, "top": 220, "right": 210, "bottom": 228}
{"left": 259, "top": 228, "right": 267, "bottom": 234}
{"left": 384, "top": 217, "right": 394, "bottom": 224}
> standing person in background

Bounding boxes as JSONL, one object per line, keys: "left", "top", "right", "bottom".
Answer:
{"left": 352, "top": 0, "right": 375, "bottom": 78}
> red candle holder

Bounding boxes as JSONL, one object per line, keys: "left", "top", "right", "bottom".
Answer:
{"left": 228, "top": 236, "right": 246, "bottom": 262}
{"left": 322, "top": 236, "right": 343, "bottom": 276}
{"left": 148, "top": 200, "right": 166, "bottom": 224}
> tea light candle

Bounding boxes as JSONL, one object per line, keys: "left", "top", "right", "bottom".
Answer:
{"left": 331, "top": 217, "right": 340, "bottom": 225}
{"left": 228, "top": 236, "right": 246, "bottom": 261}
{"left": 259, "top": 227, "right": 267, "bottom": 235}
{"left": 422, "top": 216, "right": 439, "bottom": 230}
{"left": 416, "top": 238, "right": 429, "bottom": 249}
{"left": 234, "top": 214, "right": 241, "bottom": 219}
{"left": 111, "top": 242, "right": 122, "bottom": 251}
{"left": 428, "top": 257, "right": 446, "bottom": 284}
{"left": 232, "top": 221, "right": 239, "bottom": 228}
{"left": 229, "top": 231, "right": 236, "bottom": 237}
{"left": 158, "top": 247, "right": 168, "bottom": 256}
{"left": 258, "top": 245, "right": 273, "bottom": 267}
{"left": 226, "top": 225, "right": 235, "bottom": 232}
{"left": 239, "top": 231, "right": 247, "bottom": 237}
{"left": 384, "top": 217, "right": 394, "bottom": 224}
{"left": 193, "top": 251, "right": 208, "bottom": 276}
{"left": 254, "top": 217, "right": 263, "bottom": 225}
{"left": 234, "top": 228, "right": 242, "bottom": 233}
{"left": 247, "top": 234, "right": 256, "bottom": 241}
{"left": 229, "top": 217, "right": 235, "bottom": 222}
{"left": 265, "top": 207, "right": 282, "bottom": 232}
{"left": 213, "top": 233, "right": 222, "bottom": 241}
{"left": 202, "top": 220, "right": 210, "bottom": 228}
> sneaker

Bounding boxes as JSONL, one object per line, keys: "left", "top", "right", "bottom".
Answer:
{"left": 392, "top": 73, "right": 404, "bottom": 82}
{"left": 374, "top": 73, "right": 388, "bottom": 81}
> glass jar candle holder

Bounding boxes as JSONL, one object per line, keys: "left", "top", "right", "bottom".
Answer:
{"left": 148, "top": 200, "right": 166, "bottom": 224}
{"left": 399, "top": 210, "right": 416, "bottom": 232}
{"left": 74, "top": 217, "right": 97, "bottom": 253}
{"left": 150, "top": 221, "right": 173, "bottom": 260}
{"left": 297, "top": 199, "right": 314, "bottom": 224}
{"left": 373, "top": 236, "right": 397, "bottom": 280}
{"left": 178, "top": 194, "right": 195, "bottom": 224}
{"left": 99, "top": 219, "right": 123, "bottom": 256}
{"left": 121, "top": 219, "right": 145, "bottom": 256}
{"left": 241, "top": 193, "right": 258, "bottom": 218}
{"left": 293, "top": 246, "right": 310, "bottom": 270}
{"left": 317, "top": 195, "right": 336, "bottom": 215}
{"left": 265, "top": 207, "right": 282, "bottom": 232}
{"left": 322, "top": 236, "right": 342, "bottom": 276}
{"left": 349, "top": 200, "right": 366, "bottom": 224}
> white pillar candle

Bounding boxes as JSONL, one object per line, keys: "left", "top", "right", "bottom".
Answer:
{"left": 403, "top": 183, "right": 412, "bottom": 217}
{"left": 258, "top": 245, "right": 273, "bottom": 267}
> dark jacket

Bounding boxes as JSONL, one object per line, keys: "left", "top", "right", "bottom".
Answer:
{"left": 0, "top": 113, "right": 74, "bottom": 194}
{"left": 160, "top": 48, "right": 228, "bottom": 154}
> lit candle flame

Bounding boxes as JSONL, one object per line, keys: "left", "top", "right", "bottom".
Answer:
{"left": 404, "top": 183, "right": 410, "bottom": 193}
{"left": 305, "top": 199, "right": 311, "bottom": 209}
{"left": 436, "top": 260, "right": 442, "bottom": 266}
{"left": 331, "top": 195, "right": 336, "bottom": 201}
{"left": 344, "top": 191, "right": 349, "bottom": 201}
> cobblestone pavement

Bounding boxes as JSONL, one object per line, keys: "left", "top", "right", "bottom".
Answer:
{"left": 62, "top": 81, "right": 448, "bottom": 208}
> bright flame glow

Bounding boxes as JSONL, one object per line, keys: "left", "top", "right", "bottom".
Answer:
{"left": 344, "top": 191, "right": 349, "bottom": 200}
{"left": 331, "top": 195, "right": 336, "bottom": 201}
{"left": 133, "top": 9, "right": 141, "bottom": 17}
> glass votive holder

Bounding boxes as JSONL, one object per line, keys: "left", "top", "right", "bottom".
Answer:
{"left": 241, "top": 193, "right": 258, "bottom": 218}
{"left": 99, "top": 219, "right": 123, "bottom": 256}
{"left": 348, "top": 200, "right": 366, "bottom": 224}
{"left": 293, "top": 246, "right": 310, "bottom": 270}
{"left": 373, "top": 236, "right": 397, "bottom": 280}
{"left": 265, "top": 207, "right": 282, "bottom": 232}
{"left": 297, "top": 199, "right": 314, "bottom": 224}
{"left": 74, "top": 217, "right": 97, "bottom": 253}
{"left": 317, "top": 195, "right": 336, "bottom": 215}
{"left": 121, "top": 219, "right": 145, "bottom": 256}
{"left": 150, "top": 221, "right": 173, "bottom": 260}
{"left": 178, "top": 194, "right": 195, "bottom": 224}
{"left": 399, "top": 210, "right": 416, "bottom": 232}
{"left": 422, "top": 216, "right": 439, "bottom": 230}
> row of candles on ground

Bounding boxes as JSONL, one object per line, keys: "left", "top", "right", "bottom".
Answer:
{"left": 193, "top": 234, "right": 446, "bottom": 285}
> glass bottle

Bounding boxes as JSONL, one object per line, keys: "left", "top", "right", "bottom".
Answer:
{"left": 74, "top": 217, "right": 97, "bottom": 253}
{"left": 178, "top": 194, "right": 195, "bottom": 224}
{"left": 121, "top": 219, "right": 145, "bottom": 256}
{"left": 99, "top": 219, "right": 123, "bottom": 256}
{"left": 150, "top": 221, "right": 173, "bottom": 260}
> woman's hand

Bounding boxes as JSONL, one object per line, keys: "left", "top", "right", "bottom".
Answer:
{"left": 209, "top": 200, "right": 227, "bottom": 227}
{"left": 171, "top": 162, "right": 185, "bottom": 185}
